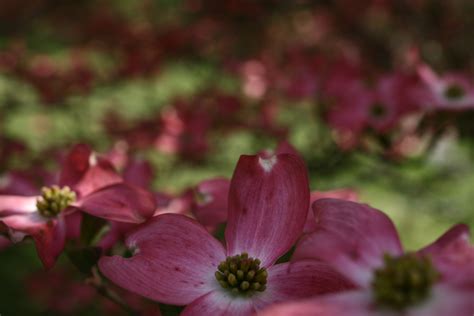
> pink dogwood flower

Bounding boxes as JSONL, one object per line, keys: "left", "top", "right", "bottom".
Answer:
{"left": 99, "top": 152, "right": 353, "bottom": 315}
{"left": 418, "top": 64, "right": 474, "bottom": 110}
{"left": 260, "top": 199, "right": 474, "bottom": 316}
{"left": 0, "top": 144, "right": 156, "bottom": 269}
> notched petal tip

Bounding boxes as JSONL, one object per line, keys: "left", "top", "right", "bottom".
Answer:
{"left": 258, "top": 155, "right": 277, "bottom": 172}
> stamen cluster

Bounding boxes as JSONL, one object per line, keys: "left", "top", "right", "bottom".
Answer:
{"left": 372, "top": 253, "right": 439, "bottom": 310}
{"left": 215, "top": 252, "right": 268, "bottom": 295}
{"left": 36, "top": 185, "right": 76, "bottom": 217}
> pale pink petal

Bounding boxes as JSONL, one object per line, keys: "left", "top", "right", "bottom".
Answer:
{"left": 304, "top": 189, "right": 358, "bottom": 233}
{"left": 192, "top": 178, "right": 230, "bottom": 229}
{"left": 293, "top": 199, "right": 403, "bottom": 287}
{"left": 99, "top": 214, "right": 226, "bottom": 305}
{"left": 0, "top": 195, "right": 38, "bottom": 215}
{"left": 254, "top": 261, "right": 355, "bottom": 309}
{"left": 76, "top": 183, "right": 156, "bottom": 223}
{"left": 225, "top": 153, "right": 310, "bottom": 267}
{"left": 407, "top": 284, "right": 474, "bottom": 316}
{"left": 257, "top": 290, "right": 374, "bottom": 316}
{"left": 182, "top": 291, "right": 256, "bottom": 316}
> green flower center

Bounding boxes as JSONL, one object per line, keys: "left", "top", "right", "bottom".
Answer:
{"left": 215, "top": 253, "right": 267, "bottom": 295}
{"left": 372, "top": 253, "right": 439, "bottom": 310}
{"left": 36, "top": 185, "right": 76, "bottom": 217}
{"left": 444, "top": 84, "right": 465, "bottom": 100}
{"left": 370, "top": 102, "right": 387, "bottom": 118}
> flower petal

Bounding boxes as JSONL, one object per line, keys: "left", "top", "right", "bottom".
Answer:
{"left": 182, "top": 291, "right": 256, "bottom": 316}
{"left": 408, "top": 284, "right": 474, "bottom": 316}
{"left": 59, "top": 144, "right": 92, "bottom": 188}
{"left": 293, "top": 199, "right": 403, "bottom": 287}
{"left": 419, "top": 224, "right": 474, "bottom": 290}
{"left": 2, "top": 212, "right": 65, "bottom": 269}
{"left": 255, "top": 260, "right": 355, "bottom": 309}
{"left": 225, "top": 153, "right": 310, "bottom": 267}
{"left": 0, "top": 195, "right": 38, "bottom": 216}
{"left": 192, "top": 178, "right": 230, "bottom": 229}
{"left": 304, "top": 189, "right": 358, "bottom": 233}
{"left": 123, "top": 159, "right": 154, "bottom": 189}
{"left": 258, "top": 290, "right": 375, "bottom": 316}
{"left": 32, "top": 217, "right": 66, "bottom": 269}
{"left": 99, "top": 214, "right": 226, "bottom": 305}
{"left": 418, "top": 223, "right": 470, "bottom": 256}
{"left": 76, "top": 183, "right": 156, "bottom": 223}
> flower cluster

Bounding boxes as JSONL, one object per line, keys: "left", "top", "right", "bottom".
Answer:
{"left": 1, "top": 142, "right": 472, "bottom": 315}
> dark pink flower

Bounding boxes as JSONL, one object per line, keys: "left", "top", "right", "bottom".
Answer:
{"left": 0, "top": 144, "right": 156, "bottom": 268}
{"left": 260, "top": 199, "right": 474, "bottom": 316}
{"left": 99, "top": 153, "right": 353, "bottom": 314}
{"left": 418, "top": 64, "right": 474, "bottom": 110}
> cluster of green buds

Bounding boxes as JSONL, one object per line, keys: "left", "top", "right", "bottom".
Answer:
{"left": 36, "top": 185, "right": 76, "bottom": 217}
{"left": 372, "top": 253, "right": 439, "bottom": 310}
{"left": 444, "top": 84, "right": 465, "bottom": 100}
{"left": 215, "top": 252, "right": 268, "bottom": 295}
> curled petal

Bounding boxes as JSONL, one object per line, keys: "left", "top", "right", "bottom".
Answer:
{"left": 293, "top": 199, "right": 403, "bottom": 287}
{"left": 225, "top": 153, "right": 310, "bottom": 267}
{"left": 99, "top": 214, "right": 226, "bottom": 305}
{"left": 76, "top": 183, "right": 156, "bottom": 223}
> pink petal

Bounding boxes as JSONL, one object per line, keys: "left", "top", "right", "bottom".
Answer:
{"left": 72, "top": 158, "right": 122, "bottom": 198}
{"left": 2, "top": 211, "right": 65, "bottom": 269}
{"left": 255, "top": 261, "right": 355, "bottom": 309}
{"left": 418, "top": 224, "right": 470, "bottom": 256}
{"left": 0, "top": 195, "right": 37, "bottom": 216}
{"left": 408, "top": 284, "right": 474, "bottom": 316}
{"left": 76, "top": 183, "right": 156, "bottom": 223}
{"left": 258, "top": 290, "right": 373, "bottom": 316}
{"left": 192, "top": 178, "right": 230, "bottom": 229}
{"left": 304, "top": 189, "right": 359, "bottom": 233}
{"left": 182, "top": 291, "right": 256, "bottom": 316}
{"left": 97, "top": 221, "right": 136, "bottom": 251}
{"left": 59, "top": 144, "right": 92, "bottom": 188}
{"left": 225, "top": 153, "right": 310, "bottom": 267}
{"left": 419, "top": 224, "right": 474, "bottom": 290}
{"left": 293, "top": 199, "right": 403, "bottom": 287}
{"left": 32, "top": 216, "right": 66, "bottom": 269}
{"left": 123, "top": 159, "right": 154, "bottom": 189}
{"left": 99, "top": 214, "right": 226, "bottom": 305}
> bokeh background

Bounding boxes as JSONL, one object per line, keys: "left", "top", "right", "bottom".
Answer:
{"left": 1, "top": 0, "right": 474, "bottom": 315}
